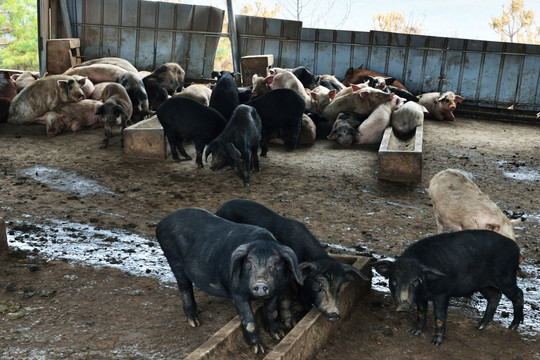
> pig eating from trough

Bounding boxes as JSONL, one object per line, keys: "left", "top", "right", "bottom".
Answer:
{"left": 390, "top": 101, "right": 428, "bottom": 140}
{"left": 8, "top": 75, "right": 87, "bottom": 125}
{"left": 205, "top": 104, "right": 262, "bottom": 187}
{"left": 156, "top": 96, "right": 227, "bottom": 167}
{"left": 372, "top": 230, "right": 524, "bottom": 346}
{"left": 417, "top": 91, "right": 464, "bottom": 121}
{"left": 428, "top": 168, "right": 521, "bottom": 241}
{"left": 175, "top": 83, "right": 212, "bottom": 106}
{"left": 216, "top": 199, "right": 369, "bottom": 327}
{"left": 355, "top": 94, "right": 405, "bottom": 145}
{"left": 156, "top": 207, "right": 304, "bottom": 354}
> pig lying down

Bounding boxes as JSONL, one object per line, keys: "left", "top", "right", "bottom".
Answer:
{"left": 417, "top": 91, "right": 464, "bottom": 121}
{"left": 156, "top": 208, "right": 304, "bottom": 354}
{"left": 373, "top": 230, "right": 524, "bottom": 346}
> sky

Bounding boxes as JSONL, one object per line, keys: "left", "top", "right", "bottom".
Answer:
{"left": 182, "top": 0, "right": 540, "bottom": 42}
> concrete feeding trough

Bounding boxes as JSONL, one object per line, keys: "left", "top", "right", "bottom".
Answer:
{"left": 123, "top": 115, "right": 169, "bottom": 159}
{"left": 378, "top": 125, "right": 423, "bottom": 183}
{"left": 185, "top": 255, "right": 372, "bottom": 360}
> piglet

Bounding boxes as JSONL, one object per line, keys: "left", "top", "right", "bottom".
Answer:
{"left": 417, "top": 91, "right": 464, "bottom": 121}
{"left": 35, "top": 99, "right": 104, "bottom": 136}
{"left": 327, "top": 112, "right": 363, "bottom": 148}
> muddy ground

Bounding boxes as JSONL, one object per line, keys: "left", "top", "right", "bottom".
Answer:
{"left": 0, "top": 115, "right": 539, "bottom": 359}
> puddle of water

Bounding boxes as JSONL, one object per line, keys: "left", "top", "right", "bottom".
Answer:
{"left": 5, "top": 217, "right": 540, "bottom": 338}
{"left": 6, "top": 216, "right": 175, "bottom": 284}
{"left": 496, "top": 161, "right": 540, "bottom": 182}
{"left": 19, "top": 166, "right": 116, "bottom": 197}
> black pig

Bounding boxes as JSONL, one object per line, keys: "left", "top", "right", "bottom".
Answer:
{"left": 209, "top": 71, "right": 240, "bottom": 121}
{"left": 204, "top": 104, "right": 262, "bottom": 186}
{"left": 156, "top": 207, "right": 304, "bottom": 354}
{"left": 156, "top": 96, "right": 227, "bottom": 167}
{"left": 247, "top": 88, "right": 304, "bottom": 156}
{"left": 372, "top": 230, "right": 524, "bottom": 346}
{"left": 216, "top": 198, "right": 369, "bottom": 326}
{"left": 117, "top": 71, "right": 153, "bottom": 123}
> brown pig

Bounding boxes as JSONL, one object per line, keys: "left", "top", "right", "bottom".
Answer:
{"left": 96, "top": 83, "right": 133, "bottom": 148}
{"left": 355, "top": 94, "right": 405, "bottom": 145}
{"left": 35, "top": 99, "right": 104, "bottom": 136}
{"left": 428, "top": 169, "right": 521, "bottom": 241}
{"left": 251, "top": 74, "right": 271, "bottom": 96}
{"left": 342, "top": 66, "right": 407, "bottom": 90}
{"left": 0, "top": 97, "right": 11, "bottom": 123}
{"left": 7, "top": 75, "right": 87, "bottom": 125}
{"left": 143, "top": 62, "right": 185, "bottom": 110}
{"left": 64, "top": 64, "right": 127, "bottom": 84}
{"left": 0, "top": 72, "right": 17, "bottom": 100}
{"left": 417, "top": 91, "right": 464, "bottom": 121}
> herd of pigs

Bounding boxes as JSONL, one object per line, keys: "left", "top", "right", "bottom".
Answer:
{"left": 0, "top": 57, "right": 526, "bottom": 353}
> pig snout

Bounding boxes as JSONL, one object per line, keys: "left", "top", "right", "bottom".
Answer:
{"left": 252, "top": 281, "right": 270, "bottom": 297}
{"left": 449, "top": 105, "right": 456, "bottom": 111}
{"left": 395, "top": 301, "right": 413, "bottom": 312}
{"left": 326, "top": 312, "right": 340, "bottom": 321}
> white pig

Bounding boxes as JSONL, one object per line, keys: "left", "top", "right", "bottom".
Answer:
{"left": 35, "top": 99, "right": 104, "bottom": 136}
{"left": 417, "top": 91, "right": 464, "bottom": 121}
{"left": 64, "top": 63, "right": 128, "bottom": 84}
{"left": 176, "top": 83, "right": 212, "bottom": 106}
{"left": 355, "top": 95, "right": 405, "bottom": 145}
{"left": 428, "top": 169, "right": 521, "bottom": 240}
{"left": 266, "top": 71, "right": 315, "bottom": 111}
{"left": 390, "top": 101, "right": 428, "bottom": 139}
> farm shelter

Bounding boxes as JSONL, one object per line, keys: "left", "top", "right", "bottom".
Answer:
{"left": 1, "top": 1, "right": 540, "bottom": 359}
{"left": 37, "top": 0, "right": 540, "bottom": 118}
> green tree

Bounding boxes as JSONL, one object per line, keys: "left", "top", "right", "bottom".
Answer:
{"left": 0, "top": 0, "right": 39, "bottom": 70}
{"left": 490, "top": 0, "right": 539, "bottom": 43}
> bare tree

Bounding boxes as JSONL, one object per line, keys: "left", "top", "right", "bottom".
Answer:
{"left": 372, "top": 11, "right": 424, "bottom": 34}
{"left": 279, "top": 0, "right": 352, "bottom": 29}
{"left": 490, "top": 0, "right": 539, "bottom": 43}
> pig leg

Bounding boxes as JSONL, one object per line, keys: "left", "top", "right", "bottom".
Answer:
{"left": 431, "top": 296, "right": 449, "bottom": 346}
{"left": 193, "top": 140, "right": 206, "bottom": 168}
{"left": 100, "top": 125, "right": 113, "bottom": 149}
{"left": 167, "top": 259, "right": 200, "bottom": 327}
{"left": 240, "top": 154, "right": 251, "bottom": 187}
{"left": 279, "top": 294, "right": 294, "bottom": 329}
{"left": 232, "top": 297, "right": 265, "bottom": 354}
{"left": 251, "top": 146, "right": 260, "bottom": 172}
{"left": 477, "top": 286, "right": 502, "bottom": 329}
{"left": 263, "top": 296, "right": 285, "bottom": 340}
{"left": 500, "top": 284, "right": 524, "bottom": 330}
{"left": 413, "top": 298, "right": 428, "bottom": 335}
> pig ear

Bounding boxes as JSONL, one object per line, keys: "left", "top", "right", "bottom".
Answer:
{"left": 210, "top": 71, "right": 220, "bottom": 79}
{"left": 116, "top": 104, "right": 129, "bottom": 117}
{"left": 327, "top": 129, "right": 337, "bottom": 140}
{"left": 78, "top": 77, "right": 87, "bottom": 86}
{"left": 351, "top": 84, "right": 363, "bottom": 92}
{"left": 309, "top": 91, "right": 318, "bottom": 101}
{"left": 229, "top": 243, "right": 252, "bottom": 283}
{"left": 455, "top": 95, "right": 465, "bottom": 103}
{"left": 371, "top": 259, "right": 394, "bottom": 278}
{"left": 279, "top": 245, "right": 304, "bottom": 286}
{"left": 359, "top": 90, "right": 370, "bottom": 100}
{"left": 265, "top": 76, "right": 274, "bottom": 85}
{"left": 57, "top": 80, "right": 68, "bottom": 89}
{"left": 486, "top": 223, "right": 501, "bottom": 232}
{"left": 342, "top": 263, "right": 369, "bottom": 282}
{"left": 421, "top": 265, "right": 445, "bottom": 280}
{"left": 298, "top": 262, "right": 317, "bottom": 279}
{"left": 385, "top": 77, "right": 396, "bottom": 86}
{"left": 328, "top": 90, "right": 336, "bottom": 100}
{"left": 10, "top": 74, "right": 20, "bottom": 81}
{"left": 225, "top": 142, "right": 242, "bottom": 162}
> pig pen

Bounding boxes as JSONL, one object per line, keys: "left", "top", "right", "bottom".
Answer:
{"left": 0, "top": 115, "right": 539, "bottom": 359}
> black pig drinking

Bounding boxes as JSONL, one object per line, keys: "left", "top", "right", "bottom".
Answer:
{"left": 156, "top": 96, "right": 227, "bottom": 167}
{"left": 204, "top": 104, "right": 262, "bottom": 186}
{"left": 372, "top": 230, "right": 524, "bottom": 346}
{"left": 216, "top": 199, "right": 369, "bottom": 326}
{"left": 156, "top": 208, "right": 304, "bottom": 354}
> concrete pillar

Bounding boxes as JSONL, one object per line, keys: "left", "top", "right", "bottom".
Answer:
{"left": 0, "top": 218, "right": 8, "bottom": 255}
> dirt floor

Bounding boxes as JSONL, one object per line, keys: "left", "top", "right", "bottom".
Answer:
{"left": 0, "top": 115, "right": 539, "bottom": 359}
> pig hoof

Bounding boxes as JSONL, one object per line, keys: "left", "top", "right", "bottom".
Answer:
{"left": 271, "top": 330, "right": 285, "bottom": 340}
{"left": 252, "top": 344, "right": 265, "bottom": 354}
{"left": 431, "top": 336, "right": 443, "bottom": 346}
{"left": 411, "top": 329, "right": 422, "bottom": 336}
{"left": 187, "top": 318, "right": 200, "bottom": 327}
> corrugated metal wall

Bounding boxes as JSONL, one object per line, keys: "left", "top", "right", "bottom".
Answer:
{"left": 65, "top": 0, "right": 224, "bottom": 79}
{"left": 56, "top": 2, "right": 539, "bottom": 112}
{"left": 235, "top": 15, "right": 540, "bottom": 112}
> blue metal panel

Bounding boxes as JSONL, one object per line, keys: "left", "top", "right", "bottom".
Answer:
{"left": 460, "top": 52, "right": 483, "bottom": 101}
{"left": 498, "top": 54, "right": 522, "bottom": 104}
{"left": 404, "top": 49, "right": 425, "bottom": 94}
{"left": 479, "top": 54, "right": 502, "bottom": 103}
{"left": 517, "top": 56, "right": 540, "bottom": 107}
